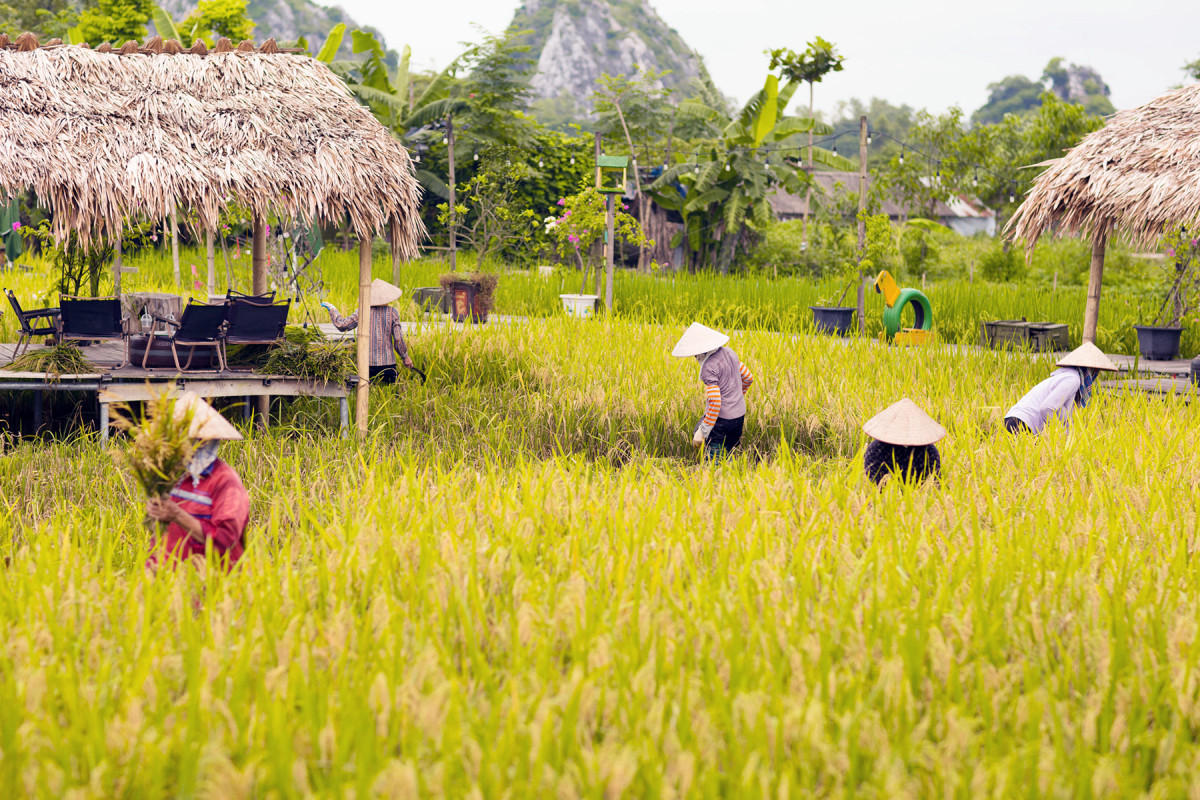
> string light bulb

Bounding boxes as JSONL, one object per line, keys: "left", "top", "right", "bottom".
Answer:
{"left": 972, "top": 170, "right": 978, "bottom": 188}
{"left": 473, "top": 151, "right": 479, "bottom": 161}
{"left": 442, "top": 136, "right": 448, "bottom": 145}
{"left": 867, "top": 132, "right": 872, "bottom": 145}
{"left": 569, "top": 156, "right": 575, "bottom": 165}
{"left": 899, "top": 148, "right": 905, "bottom": 165}
{"left": 538, "top": 158, "right": 544, "bottom": 168}
{"left": 414, "top": 153, "right": 421, "bottom": 163}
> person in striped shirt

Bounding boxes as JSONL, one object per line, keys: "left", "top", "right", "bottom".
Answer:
{"left": 671, "top": 322, "right": 754, "bottom": 460}
{"left": 320, "top": 279, "right": 413, "bottom": 384}
{"left": 145, "top": 392, "right": 249, "bottom": 572}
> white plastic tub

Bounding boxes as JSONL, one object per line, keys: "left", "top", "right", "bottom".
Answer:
{"left": 559, "top": 293, "right": 599, "bottom": 318}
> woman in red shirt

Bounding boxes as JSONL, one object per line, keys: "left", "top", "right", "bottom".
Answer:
{"left": 145, "top": 392, "right": 250, "bottom": 571}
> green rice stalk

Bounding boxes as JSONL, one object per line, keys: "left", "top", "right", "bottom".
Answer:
{"left": 5, "top": 343, "right": 94, "bottom": 383}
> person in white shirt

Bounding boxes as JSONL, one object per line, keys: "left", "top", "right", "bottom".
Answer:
{"left": 1004, "top": 343, "right": 1118, "bottom": 434}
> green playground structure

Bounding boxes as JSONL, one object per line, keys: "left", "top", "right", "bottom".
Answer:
{"left": 875, "top": 270, "right": 934, "bottom": 345}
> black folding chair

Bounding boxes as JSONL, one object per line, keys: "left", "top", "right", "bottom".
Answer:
{"left": 223, "top": 299, "right": 290, "bottom": 370}
{"left": 226, "top": 288, "right": 276, "bottom": 306}
{"left": 147, "top": 300, "right": 228, "bottom": 371}
{"left": 5, "top": 287, "right": 59, "bottom": 357}
{"left": 60, "top": 295, "right": 128, "bottom": 368}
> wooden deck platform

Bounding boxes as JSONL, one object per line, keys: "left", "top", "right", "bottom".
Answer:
{"left": 1100, "top": 376, "right": 1195, "bottom": 398}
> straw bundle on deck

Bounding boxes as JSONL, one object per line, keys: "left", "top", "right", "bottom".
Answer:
{"left": 0, "top": 37, "right": 424, "bottom": 255}
{"left": 1008, "top": 83, "right": 1200, "bottom": 249}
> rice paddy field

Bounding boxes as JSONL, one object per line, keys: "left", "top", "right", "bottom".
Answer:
{"left": 2, "top": 248, "right": 1199, "bottom": 797}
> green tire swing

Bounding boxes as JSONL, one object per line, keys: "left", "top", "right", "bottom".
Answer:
{"left": 881, "top": 288, "right": 933, "bottom": 342}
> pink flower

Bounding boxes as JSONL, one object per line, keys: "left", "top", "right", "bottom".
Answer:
{"left": 151, "top": 234, "right": 158, "bottom": 242}
{"left": 557, "top": 198, "right": 566, "bottom": 206}
{"left": 1167, "top": 248, "right": 1176, "bottom": 257}
{"left": 1192, "top": 239, "right": 1197, "bottom": 247}
{"left": 10, "top": 222, "right": 19, "bottom": 231}
{"left": 567, "top": 234, "right": 579, "bottom": 244}
{"left": 621, "top": 204, "right": 629, "bottom": 210}
{"left": 563, "top": 210, "right": 571, "bottom": 216}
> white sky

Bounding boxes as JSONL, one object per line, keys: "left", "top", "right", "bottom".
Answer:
{"left": 338, "top": 0, "right": 1200, "bottom": 116}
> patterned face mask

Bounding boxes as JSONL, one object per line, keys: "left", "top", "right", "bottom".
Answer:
{"left": 186, "top": 440, "right": 220, "bottom": 484}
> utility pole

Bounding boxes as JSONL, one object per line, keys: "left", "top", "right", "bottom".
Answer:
{"left": 856, "top": 115, "right": 868, "bottom": 335}
{"left": 447, "top": 115, "right": 456, "bottom": 272}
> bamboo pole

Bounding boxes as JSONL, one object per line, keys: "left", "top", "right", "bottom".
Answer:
{"left": 170, "top": 208, "right": 180, "bottom": 288}
{"left": 251, "top": 212, "right": 268, "bottom": 295}
{"left": 803, "top": 80, "right": 814, "bottom": 249}
{"left": 356, "top": 235, "right": 373, "bottom": 436}
{"left": 1083, "top": 227, "right": 1108, "bottom": 344}
{"left": 113, "top": 233, "right": 122, "bottom": 296}
{"left": 205, "top": 229, "right": 216, "bottom": 295}
{"left": 252, "top": 213, "right": 269, "bottom": 425}
{"left": 856, "top": 115, "right": 868, "bottom": 335}
{"left": 593, "top": 132, "right": 603, "bottom": 298}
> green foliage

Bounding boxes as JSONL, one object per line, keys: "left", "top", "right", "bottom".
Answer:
{"left": 1151, "top": 223, "right": 1200, "bottom": 327}
{"left": 178, "top": 0, "right": 255, "bottom": 46}
{"left": 77, "top": 0, "right": 152, "bottom": 45}
{"left": 262, "top": 338, "right": 353, "bottom": 386}
{"left": 437, "top": 145, "right": 543, "bottom": 266}
{"left": 1185, "top": 56, "right": 1200, "bottom": 83}
{"left": 5, "top": 342, "right": 93, "bottom": 381}
{"left": 977, "top": 241, "right": 1025, "bottom": 282}
{"left": 110, "top": 389, "right": 196, "bottom": 499}
{"left": 971, "top": 75, "right": 1045, "bottom": 126}
{"left": 973, "top": 58, "right": 1114, "bottom": 127}
{"left": 457, "top": 30, "right": 536, "bottom": 147}
{"left": 0, "top": 0, "right": 76, "bottom": 39}
{"left": 878, "top": 106, "right": 978, "bottom": 221}
{"left": 766, "top": 37, "right": 845, "bottom": 86}
{"left": 19, "top": 220, "right": 114, "bottom": 297}
{"left": 545, "top": 185, "right": 650, "bottom": 291}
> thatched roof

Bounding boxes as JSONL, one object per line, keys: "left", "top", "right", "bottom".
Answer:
{"left": 0, "top": 34, "right": 424, "bottom": 256}
{"left": 1008, "top": 83, "right": 1200, "bottom": 249}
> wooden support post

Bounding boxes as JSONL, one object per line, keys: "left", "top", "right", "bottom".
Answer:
{"left": 356, "top": 235, "right": 372, "bottom": 436}
{"left": 447, "top": 116, "right": 456, "bottom": 273}
{"left": 605, "top": 194, "right": 615, "bottom": 312}
{"left": 251, "top": 212, "right": 268, "bottom": 295}
{"left": 1083, "top": 227, "right": 1108, "bottom": 344}
{"left": 113, "top": 233, "right": 123, "bottom": 296}
{"left": 251, "top": 213, "right": 269, "bottom": 424}
{"left": 856, "top": 115, "right": 868, "bottom": 335}
{"left": 99, "top": 401, "right": 109, "bottom": 445}
{"left": 170, "top": 208, "right": 180, "bottom": 288}
{"left": 206, "top": 229, "right": 216, "bottom": 295}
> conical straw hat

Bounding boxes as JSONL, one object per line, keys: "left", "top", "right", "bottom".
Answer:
{"left": 862, "top": 398, "right": 946, "bottom": 446}
{"left": 369, "top": 279, "right": 404, "bottom": 306}
{"left": 1056, "top": 341, "right": 1118, "bottom": 372}
{"left": 173, "top": 391, "right": 244, "bottom": 441}
{"left": 671, "top": 322, "right": 730, "bottom": 357}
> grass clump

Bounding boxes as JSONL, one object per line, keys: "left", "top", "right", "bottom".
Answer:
{"left": 262, "top": 337, "right": 354, "bottom": 386}
{"left": 5, "top": 342, "right": 93, "bottom": 381}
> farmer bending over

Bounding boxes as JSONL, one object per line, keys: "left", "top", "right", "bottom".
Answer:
{"left": 321, "top": 279, "right": 413, "bottom": 384}
{"left": 1003, "top": 343, "right": 1117, "bottom": 435}
{"left": 862, "top": 398, "right": 945, "bottom": 486}
{"left": 671, "top": 322, "right": 754, "bottom": 460}
{"left": 146, "top": 392, "right": 249, "bottom": 572}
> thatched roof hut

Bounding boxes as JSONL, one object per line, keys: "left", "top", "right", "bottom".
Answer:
{"left": 1008, "top": 83, "right": 1200, "bottom": 343}
{"left": 0, "top": 33, "right": 424, "bottom": 257}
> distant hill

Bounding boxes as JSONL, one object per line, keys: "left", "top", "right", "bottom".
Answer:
{"left": 509, "top": 0, "right": 703, "bottom": 118}
{"left": 158, "top": 0, "right": 390, "bottom": 61}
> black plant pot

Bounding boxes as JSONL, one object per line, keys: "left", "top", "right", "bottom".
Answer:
{"left": 1133, "top": 325, "right": 1183, "bottom": 361}
{"left": 809, "top": 306, "right": 856, "bottom": 336}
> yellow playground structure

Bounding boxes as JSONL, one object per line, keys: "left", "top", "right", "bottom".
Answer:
{"left": 875, "top": 270, "right": 934, "bottom": 346}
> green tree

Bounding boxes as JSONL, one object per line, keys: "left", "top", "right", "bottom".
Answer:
{"left": 594, "top": 67, "right": 673, "bottom": 270}
{"left": 1185, "top": 56, "right": 1200, "bottom": 82}
{"left": 830, "top": 97, "right": 916, "bottom": 170}
{"left": 178, "top": 0, "right": 254, "bottom": 45}
{"left": 971, "top": 75, "right": 1045, "bottom": 125}
{"left": 767, "top": 39, "right": 846, "bottom": 243}
{"left": 648, "top": 68, "right": 852, "bottom": 272}
{"left": 78, "top": 0, "right": 153, "bottom": 45}
{"left": 0, "top": 0, "right": 76, "bottom": 39}
{"left": 878, "top": 106, "right": 980, "bottom": 223}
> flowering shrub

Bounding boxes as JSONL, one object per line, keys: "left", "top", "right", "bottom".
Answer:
{"left": 545, "top": 186, "right": 652, "bottom": 293}
{"left": 1153, "top": 222, "right": 1200, "bottom": 327}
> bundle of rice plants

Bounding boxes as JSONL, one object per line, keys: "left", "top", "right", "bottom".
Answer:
{"left": 262, "top": 339, "right": 353, "bottom": 386}
{"left": 6, "top": 343, "right": 94, "bottom": 383}
{"left": 111, "top": 389, "right": 196, "bottom": 503}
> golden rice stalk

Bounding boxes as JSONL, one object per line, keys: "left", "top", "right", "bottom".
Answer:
{"left": 111, "top": 388, "right": 196, "bottom": 500}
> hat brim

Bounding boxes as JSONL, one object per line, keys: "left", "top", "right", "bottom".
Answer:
{"left": 369, "top": 279, "right": 404, "bottom": 306}
{"left": 671, "top": 323, "right": 730, "bottom": 357}
{"left": 862, "top": 398, "right": 947, "bottom": 446}
{"left": 173, "top": 391, "right": 244, "bottom": 441}
{"left": 1055, "top": 342, "right": 1118, "bottom": 372}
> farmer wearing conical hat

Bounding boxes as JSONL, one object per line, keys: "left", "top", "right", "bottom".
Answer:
{"left": 671, "top": 322, "right": 754, "bottom": 459}
{"left": 862, "top": 398, "right": 946, "bottom": 486}
{"left": 1003, "top": 342, "right": 1118, "bottom": 434}
{"left": 146, "top": 392, "right": 250, "bottom": 572}
{"left": 321, "top": 278, "right": 413, "bottom": 384}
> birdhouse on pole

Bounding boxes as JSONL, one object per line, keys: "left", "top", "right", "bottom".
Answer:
{"left": 597, "top": 155, "right": 629, "bottom": 194}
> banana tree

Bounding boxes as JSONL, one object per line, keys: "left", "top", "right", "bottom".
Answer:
{"left": 647, "top": 72, "right": 853, "bottom": 272}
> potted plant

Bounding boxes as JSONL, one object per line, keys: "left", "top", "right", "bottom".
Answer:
{"left": 545, "top": 186, "right": 651, "bottom": 318}
{"left": 439, "top": 271, "right": 498, "bottom": 323}
{"left": 1135, "top": 223, "right": 1199, "bottom": 360}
